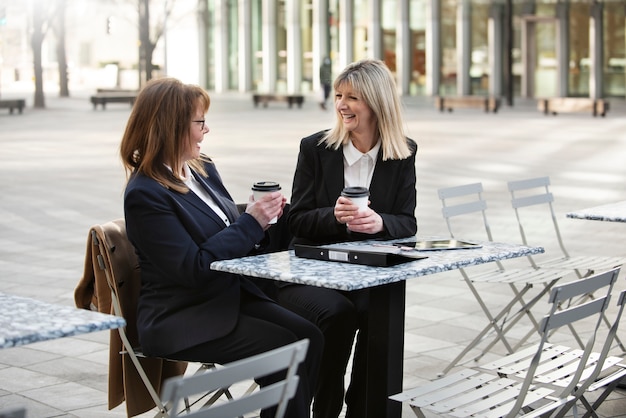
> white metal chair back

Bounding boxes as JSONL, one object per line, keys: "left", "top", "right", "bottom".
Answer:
{"left": 507, "top": 176, "right": 624, "bottom": 276}
{"left": 160, "top": 339, "right": 309, "bottom": 418}
{"left": 508, "top": 176, "right": 567, "bottom": 267}
{"left": 439, "top": 182, "right": 500, "bottom": 267}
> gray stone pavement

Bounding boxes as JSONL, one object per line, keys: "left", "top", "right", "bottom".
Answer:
{"left": 0, "top": 88, "right": 625, "bottom": 417}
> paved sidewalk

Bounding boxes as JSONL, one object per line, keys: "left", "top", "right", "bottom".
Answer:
{"left": 0, "top": 89, "right": 625, "bottom": 417}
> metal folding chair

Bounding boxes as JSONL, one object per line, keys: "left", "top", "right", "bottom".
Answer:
{"left": 390, "top": 267, "right": 621, "bottom": 418}
{"left": 160, "top": 339, "right": 309, "bottom": 418}
{"left": 507, "top": 176, "right": 624, "bottom": 276}
{"left": 507, "top": 176, "right": 625, "bottom": 351}
{"left": 437, "top": 183, "right": 575, "bottom": 375}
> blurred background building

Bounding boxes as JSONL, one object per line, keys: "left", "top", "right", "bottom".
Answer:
{"left": 0, "top": 0, "right": 624, "bottom": 101}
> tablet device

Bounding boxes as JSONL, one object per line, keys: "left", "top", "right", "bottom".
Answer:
{"left": 394, "top": 239, "right": 481, "bottom": 251}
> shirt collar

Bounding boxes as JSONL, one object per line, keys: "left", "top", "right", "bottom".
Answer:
{"left": 180, "top": 163, "right": 192, "bottom": 183}
{"left": 164, "top": 163, "right": 192, "bottom": 183}
{"left": 343, "top": 139, "right": 381, "bottom": 166}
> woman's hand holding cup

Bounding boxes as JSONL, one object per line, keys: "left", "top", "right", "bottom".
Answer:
{"left": 248, "top": 181, "right": 285, "bottom": 228}
{"left": 335, "top": 187, "right": 369, "bottom": 224}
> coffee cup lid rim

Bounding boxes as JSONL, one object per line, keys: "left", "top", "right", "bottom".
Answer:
{"left": 341, "top": 186, "right": 370, "bottom": 197}
{"left": 252, "top": 181, "right": 281, "bottom": 191}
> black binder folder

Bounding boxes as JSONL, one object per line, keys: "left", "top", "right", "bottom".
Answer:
{"left": 294, "top": 244, "right": 427, "bottom": 267}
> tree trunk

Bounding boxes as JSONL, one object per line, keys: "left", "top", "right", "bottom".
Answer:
{"left": 145, "top": 41, "right": 156, "bottom": 82}
{"left": 32, "top": 5, "right": 45, "bottom": 108}
{"left": 55, "top": 0, "right": 69, "bottom": 97}
{"left": 138, "top": 0, "right": 150, "bottom": 86}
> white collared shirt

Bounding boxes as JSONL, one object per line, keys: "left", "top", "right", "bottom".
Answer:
{"left": 343, "top": 139, "right": 380, "bottom": 188}
{"left": 179, "top": 163, "right": 230, "bottom": 226}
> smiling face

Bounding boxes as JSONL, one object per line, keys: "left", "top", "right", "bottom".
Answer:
{"left": 182, "top": 103, "right": 209, "bottom": 163}
{"left": 335, "top": 82, "right": 377, "bottom": 140}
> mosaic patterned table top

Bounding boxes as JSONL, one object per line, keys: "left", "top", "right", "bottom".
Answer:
{"left": 566, "top": 201, "right": 626, "bottom": 223}
{"left": 0, "top": 293, "right": 126, "bottom": 349}
{"left": 212, "top": 236, "right": 544, "bottom": 291}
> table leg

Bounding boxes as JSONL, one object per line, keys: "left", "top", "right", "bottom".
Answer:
{"left": 365, "top": 280, "right": 405, "bottom": 418}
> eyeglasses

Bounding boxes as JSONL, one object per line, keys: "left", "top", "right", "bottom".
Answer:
{"left": 192, "top": 119, "right": 206, "bottom": 130}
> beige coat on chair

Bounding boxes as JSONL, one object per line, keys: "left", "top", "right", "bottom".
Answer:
{"left": 74, "top": 219, "right": 187, "bottom": 417}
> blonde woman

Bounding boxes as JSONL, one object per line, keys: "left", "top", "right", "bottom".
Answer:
{"left": 279, "top": 60, "right": 417, "bottom": 418}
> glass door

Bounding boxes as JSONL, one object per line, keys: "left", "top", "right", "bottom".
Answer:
{"left": 521, "top": 17, "right": 558, "bottom": 98}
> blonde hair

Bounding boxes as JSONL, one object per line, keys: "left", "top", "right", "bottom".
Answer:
{"left": 322, "top": 59, "right": 411, "bottom": 160}
{"left": 120, "top": 77, "right": 211, "bottom": 193}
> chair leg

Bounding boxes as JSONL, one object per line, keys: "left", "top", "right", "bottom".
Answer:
{"left": 476, "top": 280, "right": 557, "bottom": 360}
{"left": 440, "top": 269, "right": 524, "bottom": 375}
{"left": 409, "top": 405, "right": 427, "bottom": 418}
{"left": 580, "top": 378, "right": 624, "bottom": 418}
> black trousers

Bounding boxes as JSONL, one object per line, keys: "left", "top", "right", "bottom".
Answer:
{"left": 278, "top": 284, "right": 369, "bottom": 418}
{"left": 167, "top": 291, "right": 324, "bottom": 418}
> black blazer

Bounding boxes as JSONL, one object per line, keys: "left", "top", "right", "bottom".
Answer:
{"left": 124, "top": 159, "right": 271, "bottom": 357}
{"left": 289, "top": 130, "right": 418, "bottom": 245}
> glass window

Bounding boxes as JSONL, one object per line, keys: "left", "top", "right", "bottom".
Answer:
{"left": 569, "top": 2, "right": 589, "bottom": 97}
{"left": 206, "top": 0, "right": 215, "bottom": 90}
{"left": 469, "top": 1, "right": 489, "bottom": 95}
{"left": 410, "top": 0, "right": 426, "bottom": 96}
{"left": 329, "top": 0, "right": 340, "bottom": 63}
{"left": 511, "top": 3, "right": 526, "bottom": 97}
{"left": 302, "top": 1, "right": 313, "bottom": 91}
{"left": 603, "top": 3, "right": 625, "bottom": 97}
{"left": 440, "top": 0, "right": 457, "bottom": 95}
{"left": 228, "top": 0, "right": 238, "bottom": 90}
{"left": 382, "top": 0, "right": 396, "bottom": 74}
{"left": 354, "top": 0, "right": 368, "bottom": 61}
{"left": 277, "top": 0, "right": 287, "bottom": 91}
{"left": 252, "top": 0, "right": 262, "bottom": 90}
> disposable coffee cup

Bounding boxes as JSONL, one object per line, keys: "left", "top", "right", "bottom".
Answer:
{"left": 252, "top": 181, "right": 282, "bottom": 224}
{"left": 341, "top": 186, "right": 370, "bottom": 212}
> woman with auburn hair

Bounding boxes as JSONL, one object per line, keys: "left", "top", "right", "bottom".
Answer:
{"left": 120, "top": 77, "right": 322, "bottom": 418}
{"left": 279, "top": 60, "right": 417, "bottom": 418}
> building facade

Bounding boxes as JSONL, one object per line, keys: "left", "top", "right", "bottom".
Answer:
{"left": 202, "top": 0, "right": 625, "bottom": 100}
{"left": 0, "top": 0, "right": 624, "bottom": 101}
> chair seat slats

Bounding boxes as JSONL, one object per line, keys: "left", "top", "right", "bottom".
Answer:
{"left": 480, "top": 344, "right": 566, "bottom": 372}
{"left": 389, "top": 369, "right": 480, "bottom": 402}
{"left": 452, "top": 386, "right": 555, "bottom": 418}
{"left": 412, "top": 372, "right": 497, "bottom": 407}
{"left": 467, "top": 268, "right": 566, "bottom": 284}
{"left": 415, "top": 374, "right": 498, "bottom": 411}
{"left": 428, "top": 377, "right": 518, "bottom": 412}
{"left": 551, "top": 355, "right": 623, "bottom": 388}
{"left": 538, "top": 255, "right": 623, "bottom": 272}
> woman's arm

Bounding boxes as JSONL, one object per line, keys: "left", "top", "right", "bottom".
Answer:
{"left": 125, "top": 180, "right": 265, "bottom": 289}
{"left": 289, "top": 135, "right": 348, "bottom": 243}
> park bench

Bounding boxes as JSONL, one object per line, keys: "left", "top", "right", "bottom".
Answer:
{"left": 435, "top": 95, "right": 501, "bottom": 113}
{"left": 90, "top": 91, "right": 138, "bottom": 110}
{"left": 537, "top": 97, "right": 609, "bottom": 117}
{"left": 96, "top": 88, "right": 138, "bottom": 93}
{"left": 0, "top": 99, "right": 26, "bottom": 114}
{"left": 252, "top": 93, "right": 304, "bottom": 108}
